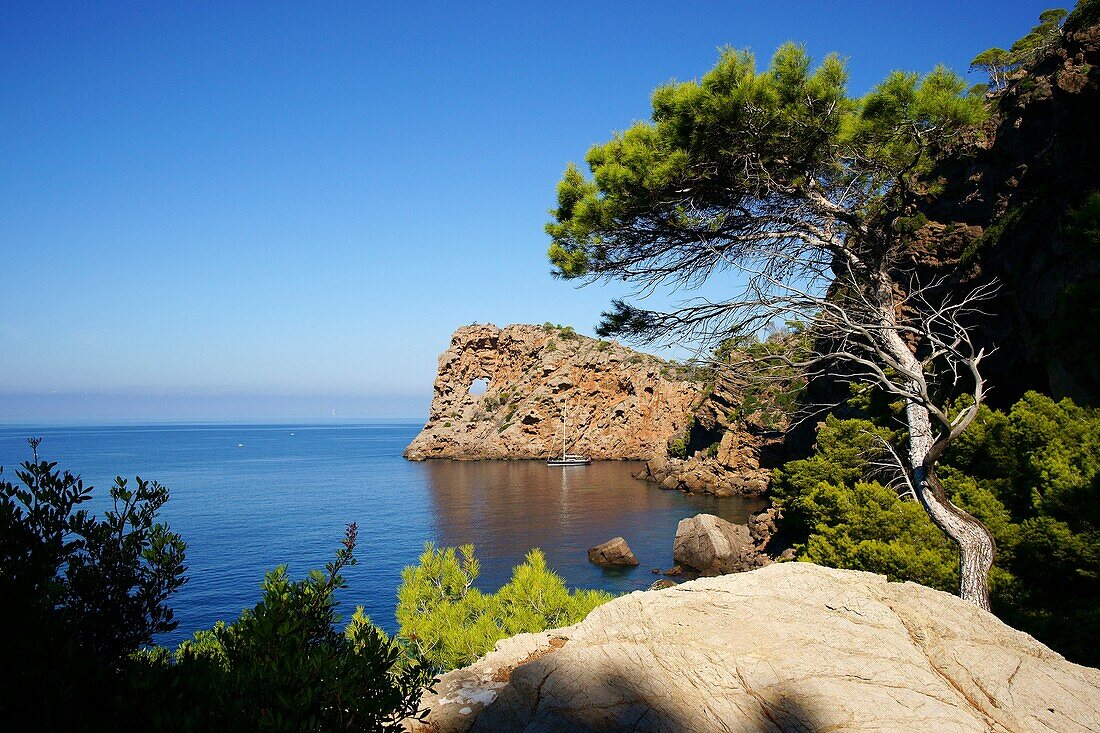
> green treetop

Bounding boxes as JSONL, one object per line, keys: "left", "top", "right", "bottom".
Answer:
{"left": 969, "top": 7, "right": 1069, "bottom": 90}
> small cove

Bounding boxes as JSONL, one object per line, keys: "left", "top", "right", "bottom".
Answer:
{"left": 0, "top": 421, "right": 766, "bottom": 647}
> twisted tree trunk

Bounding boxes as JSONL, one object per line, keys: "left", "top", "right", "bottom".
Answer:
{"left": 905, "top": 400, "right": 996, "bottom": 609}
{"left": 876, "top": 311, "right": 996, "bottom": 609}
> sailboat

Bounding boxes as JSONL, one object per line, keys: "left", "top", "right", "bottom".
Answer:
{"left": 547, "top": 400, "right": 591, "bottom": 466}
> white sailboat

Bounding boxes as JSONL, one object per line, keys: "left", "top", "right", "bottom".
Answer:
{"left": 547, "top": 400, "right": 591, "bottom": 466}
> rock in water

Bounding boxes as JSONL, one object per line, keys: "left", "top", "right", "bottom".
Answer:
{"left": 672, "top": 513, "right": 763, "bottom": 576}
{"left": 587, "top": 537, "right": 639, "bottom": 567}
{"left": 403, "top": 324, "right": 700, "bottom": 460}
{"left": 407, "top": 563, "right": 1100, "bottom": 732}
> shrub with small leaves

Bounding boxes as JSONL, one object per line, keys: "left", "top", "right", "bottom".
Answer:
{"left": 0, "top": 439, "right": 187, "bottom": 729}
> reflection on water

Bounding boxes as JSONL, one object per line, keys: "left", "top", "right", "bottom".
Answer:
{"left": 418, "top": 460, "right": 768, "bottom": 594}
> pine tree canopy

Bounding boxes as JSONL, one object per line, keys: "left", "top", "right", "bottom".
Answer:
{"left": 546, "top": 43, "right": 985, "bottom": 341}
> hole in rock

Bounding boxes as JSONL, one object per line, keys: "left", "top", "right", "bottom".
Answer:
{"left": 468, "top": 377, "right": 489, "bottom": 395}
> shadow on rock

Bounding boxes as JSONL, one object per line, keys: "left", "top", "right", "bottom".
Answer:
{"left": 468, "top": 655, "right": 828, "bottom": 732}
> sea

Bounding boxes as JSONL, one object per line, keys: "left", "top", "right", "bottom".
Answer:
{"left": 0, "top": 421, "right": 766, "bottom": 647}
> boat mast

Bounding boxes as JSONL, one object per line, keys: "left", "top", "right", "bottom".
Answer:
{"left": 562, "top": 401, "right": 567, "bottom": 459}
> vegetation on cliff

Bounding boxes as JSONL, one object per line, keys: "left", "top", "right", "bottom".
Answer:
{"left": 546, "top": 21, "right": 1004, "bottom": 604}
{"left": 922, "top": 0, "right": 1100, "bottom": 405}
{"left": 761, "top": 4, "right": 1100, "bottom": 666}
{"left": 969, "top": 8, "right": 1069, "bottom": 90}
{"left": 546, "top": 0, "right": 1099, "bottom": 615}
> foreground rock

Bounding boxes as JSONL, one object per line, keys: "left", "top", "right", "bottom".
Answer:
{"left": 673, "top": 513, "right": 767, "bottom": 575}
{"left": 404, "top": 323, "right": 701, "bottom": 460}
{"left": 587, "top": 537, "right": 639, "bottom": 567}
{"left": 408, "top": 563, "right": 1100, "bottom": 732}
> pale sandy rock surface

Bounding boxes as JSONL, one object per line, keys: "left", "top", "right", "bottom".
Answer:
{"left": 404, "top": 629, "right": 577, "bottom": 733}
{"left": 408, "top": 563, "right": 1100, "bottom": 733}
{"left": 404, "top": 324, "right": 701, "bottom": 460}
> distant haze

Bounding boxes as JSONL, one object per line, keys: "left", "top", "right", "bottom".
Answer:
{"left": 0, "top": 392, "right": 427, "bottom": 425}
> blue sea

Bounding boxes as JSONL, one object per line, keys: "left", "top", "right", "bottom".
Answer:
{"left": 0, "top": 422, "right": 766, "bottom": 647}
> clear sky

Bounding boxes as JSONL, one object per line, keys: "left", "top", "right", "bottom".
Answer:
{"left": 0, "top": 0, "right": 1055, "bottom": 422}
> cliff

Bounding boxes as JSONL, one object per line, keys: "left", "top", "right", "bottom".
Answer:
{"left": 404, "top": 324, "right": 701, "bottom": 461}
{"left": 906, "top": 10, "right": 1100, "bottom": 406}
{"left": 409, "top": 563, "right": 1100, "bottom": 733}
{"left": 639, "top": 368, "right": 787, "bottom": 496}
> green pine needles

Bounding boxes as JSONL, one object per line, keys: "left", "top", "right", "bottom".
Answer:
{"left": 396, "top": 544, "right": 612, "bottom": 671}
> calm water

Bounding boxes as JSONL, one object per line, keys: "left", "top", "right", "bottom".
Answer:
{"left": 0, "top": 422, "right": 765, "bottom": 647}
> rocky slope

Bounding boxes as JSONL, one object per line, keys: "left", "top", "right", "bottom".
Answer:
{"left": 409, "top": 563, "right": 1100, "bottom": 733}
{"left": 405, "top": 324, "right": 702, "bottom": 460}
{"left": 638, "top": 368, "right": 786, "bottom": 496}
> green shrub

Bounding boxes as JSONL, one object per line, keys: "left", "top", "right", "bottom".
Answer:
{"left": 136, "top": 525, "right": 433, "bottom": 731}
{"left": 396, "top": 544, "right": 611, "bottom": 671}
{"left": 773, "top": 393, "right": 1100, "bottom": 666}
{"left": 0, "top": 440, "right": 187, "bottom": 728}
{"left": 669, "top": 437, "right": 688, "bottom": 459}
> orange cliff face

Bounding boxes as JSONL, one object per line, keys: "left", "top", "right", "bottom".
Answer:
{"left": 404, "top": 324, "right": 702, "bottom": 461}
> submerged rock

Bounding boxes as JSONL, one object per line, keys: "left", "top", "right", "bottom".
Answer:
{"left": 587, "top": 537, "right": 639, "bottom": 567}
{"left": 407, "top": 563, "right": 1100, "bottom": 732}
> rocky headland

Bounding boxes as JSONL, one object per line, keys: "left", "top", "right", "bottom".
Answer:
{"left": 404, "top": 323, "right": 702, "bottom": 461}
{"left": 408, "top": 562, "right": 1100, "bottom": 733}
{"left": 405, "top": 323, "right": 785, "bottom": 501}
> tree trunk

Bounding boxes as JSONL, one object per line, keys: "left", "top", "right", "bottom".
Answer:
{"left": 877, "top": 309, "right": 996, "bottom": 609}
{"left": 904, "top": 400, "right": 996, "bottom": 610}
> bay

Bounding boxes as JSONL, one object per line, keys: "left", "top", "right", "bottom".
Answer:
{"left": 0, "top": 422, "right": 766, "bottom": 647}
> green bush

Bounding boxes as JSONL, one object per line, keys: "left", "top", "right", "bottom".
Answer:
{"left": 773, "top": 392, "right": 1100, "bottom": 665}
{"left": 396, "top": 544, "right": 611, "bottom": 671}
{"left": 558, "top": 325, "right": 578, "bottom": 339}
{"left": 136, "top": 525, "right": 433, "bottom": 732}
{"left": 1, "top": 443, "right": 433, "bottom": 730}
{"left": 0, "top": 440, "right": 187, "bottom": 728}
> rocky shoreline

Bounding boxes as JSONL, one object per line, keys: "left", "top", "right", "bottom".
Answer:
{"left": 405, "top": 322, "right": 786, "bottom": 504}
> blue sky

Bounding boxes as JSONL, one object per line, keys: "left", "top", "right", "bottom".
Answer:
{"left": 0, "top": 1, "right": 1055, "bottom": 421}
